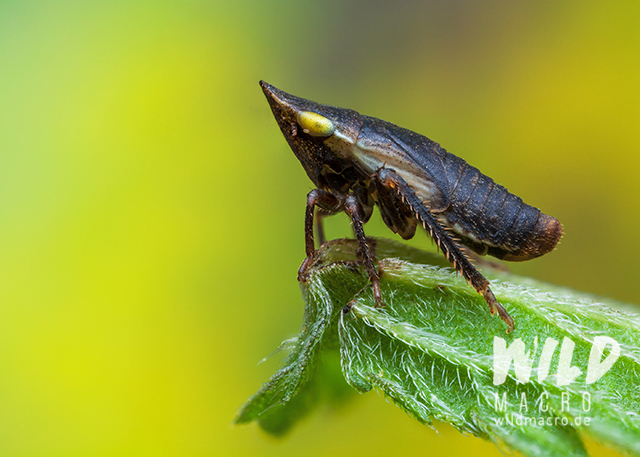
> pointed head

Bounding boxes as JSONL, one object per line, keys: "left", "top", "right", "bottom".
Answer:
{"left": 259, "top": 81, "right": 362, "bottom": 187}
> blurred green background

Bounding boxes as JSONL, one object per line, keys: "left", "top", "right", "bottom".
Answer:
{"left": 0, "top": 0, "right": 638, "bottom": 455}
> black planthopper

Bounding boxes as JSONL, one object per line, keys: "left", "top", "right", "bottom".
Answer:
{"left": 260, "top": 81, "right": 562, "bottom": 332}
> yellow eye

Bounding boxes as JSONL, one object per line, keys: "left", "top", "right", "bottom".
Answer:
{"left": 296, "top": 111, "right": 335, "bottom": 137}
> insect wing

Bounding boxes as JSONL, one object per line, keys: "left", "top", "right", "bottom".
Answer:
{"left": 355, "top": 116, "right": 451, "bottom": 213}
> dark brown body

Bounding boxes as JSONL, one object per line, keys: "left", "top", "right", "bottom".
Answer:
{"left": 354, "top": 116, "right": 562, "bottom": 262}
{"left": 438, "top": 154, "right": 562, "bottom": 262}
{"left": 260, "top": 80, "right": 562, "bottom": 332}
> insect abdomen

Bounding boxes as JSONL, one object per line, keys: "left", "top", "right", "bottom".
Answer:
{"left": 442, "top": 152, "right": 562, "bottom": 261}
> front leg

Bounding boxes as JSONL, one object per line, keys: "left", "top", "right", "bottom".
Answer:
{"left": 377, "top": 169, "right": 515, "bottom": 332}
{"left": 315, "top": 210, "right": 327, "bottom": 246}
{"left": 297, "top": 190, "right": 383, "bottom": 308}
{"left": 298, "top": 189, "right": 344, "bottom": 282}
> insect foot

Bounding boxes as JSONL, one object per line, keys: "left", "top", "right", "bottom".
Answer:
{"left": 297, "top": 255, "right": 315, "bottom": 283}
{"left": 484, "top": 289, "right": 515, "bottom": 333}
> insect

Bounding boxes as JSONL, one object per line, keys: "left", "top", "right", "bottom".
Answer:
{"left": 260, "top": 80, "right": 562, "bottom": 332}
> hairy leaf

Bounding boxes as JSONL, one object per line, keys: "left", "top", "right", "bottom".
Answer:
{"left": 236, "top": 238, "right": 640, "bottom": 456}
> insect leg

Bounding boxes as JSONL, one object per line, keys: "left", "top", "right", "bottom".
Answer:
{"left": 344, "top": 195, "right": 383, "bottom": 307}
{"left": 315, "top": 210, "right": 327, "bottom": 246}
{"left": 298, "top": 189, "right": 344, "bottom": 282}
{"left": 377, "top": 169, "right": 514, "bottom": 332}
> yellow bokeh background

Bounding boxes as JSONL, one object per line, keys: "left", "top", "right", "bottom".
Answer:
{"left": 1, "top": 1, "right": 638, "bottom": 455}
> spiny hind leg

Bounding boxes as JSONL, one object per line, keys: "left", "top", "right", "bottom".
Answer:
{"left": 376, "top": 168, "right": 515, "bottom": 332}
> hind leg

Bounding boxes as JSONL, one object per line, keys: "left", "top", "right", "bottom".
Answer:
{"left": 377, "top": 168, "right": 514, "bottom": 332}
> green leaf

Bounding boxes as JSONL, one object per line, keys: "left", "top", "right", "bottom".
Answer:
{"left": 236, "top": 238, "right": 640, "bottom": 456}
